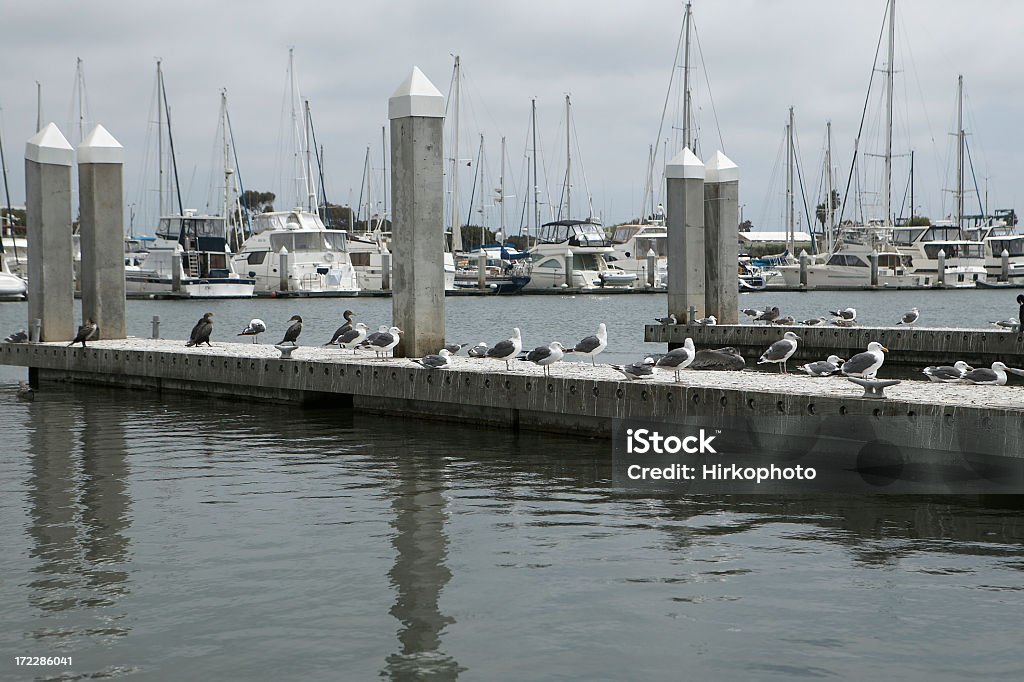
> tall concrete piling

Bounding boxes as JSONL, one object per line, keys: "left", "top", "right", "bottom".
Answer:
{"left": 703, "top": 151, "right": 738, "bottom": 323}
{"left": 1000, "top": 249, "right": 1010, "bottom": 283}
{"left": 565, "top": 248, "right": 574, "bottom": 288}
{"left": 937, "top": 249, "right": 946, "bottom": 287}
{"left": 25, "top": 123, "right": 74, "bottom": 341}
{"left": 799, "top": 250, "right": 809, "bottom": 287}
{"left": 666, "top": 148, "right": 705, "bottom": 323}
{"left": 389, "top": 66, "right": 445, "bottom": 357}
{"left": 869, "top": 249, "right": 879, "bottom": 287}
{"left": 78, "top": 125, "right": 126, "bottom": 339}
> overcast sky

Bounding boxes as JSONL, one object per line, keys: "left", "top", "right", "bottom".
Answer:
{"left": 1, "top": 0, "right": 1020, "bottom": 233}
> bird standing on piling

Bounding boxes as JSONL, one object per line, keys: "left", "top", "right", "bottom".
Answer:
{"left": 797, "top": 355, "right": 844, "bottom": 377}
{"left": 758, "top": 331, "right": 800, "bottom": 374}
{"left": 186, "top": 313, "right": 214, "bottom": 347}
{"left": 897, "top": 307, "right": 919, "bottom": 325}
{"left": 840, "top": 342, "right": 888, "bottom": 379}
{"left": 279, "top": 315, "right": 303, "bottom": 346}
{"left": 526, "top": 341, "right": 566, "bottom": 377}
{"left": 742, "top": 308, "right": 764, "bottom": 320}
{"left": 69, "top": 319, "right": 98, "bottom": 348}
{"left": 570, "top": 323, "right": 607, "bottom": 366}
{"left": 325, "top": 310, "right": 356, "bottom": 345}
{"left": 238, "top": 319, "right": 267, "bottom": 343}
{"left": 922, "top": 361, "right": 973, "bottom": 383}
{"left": 411, "top": 348, "right": 452, "bottom": 370}
{"left": 656, "top": 338, "right": 696, "bottom": 381}
{"left": 754, "top": 307, "right": 781, "bottom": 324}
{"left": 486, "top": 327, "right": 523, "bottom": 370}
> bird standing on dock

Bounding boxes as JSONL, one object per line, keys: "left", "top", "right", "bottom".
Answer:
{"left": 325, "top": 310, "right": 356, "bottom": 345}
{"left": 278, "top": 315, "right": 303, "bottom": 346}
{"left": 411, "top": 348, "right": 452, "bottom": 370}
{"left": 797, "top": 355, "right": 844, "bottom": 377}
{"left": 69, "top": 319, "right": 98, "bottom": 348}
{"left": 960, "top": 361, "right": 1012, "bottom": 386}
{"left": 922, "top": 361, "right": 973, "bottom": 383}
{"left": 4, "top": 329, "right": 28, "bottom": 343}
{"left": 654, "top": 314, "right": 677, "bottom": 325}
{"left": 16, "top": 381, "right": 34, "bottom": 402}
{"left": 758, "top": 331, "right": 800, "bottom": 374}
{"left": 801, "top": 317, "right": 826, "bottom": 326}
{"left": 656, "top": 338, "right": 696, "bottom": 381}
{"left": 830, "top": 307, "right": 857, "bottom": 321}
{"left": 336, "top": 323, "right": 369, "bottom": 352}
{"left": 773, "top": 316, "right": 796, "bottom": 326}
{"left": 897, "top": 307, "right": 919, "bottom": 325}
{"left": 840, "top": 342, "right": 887, "bottom": 379}
{"left": 360, "top": 326, "right": 401, "bottom": 358}
{"left": 754, "top": 307, "right": 781, "bottom": 324}
{"left": 526, "top": 341, "right": 565, "bottom": 377}
{"left": 186, "top": 313, "right": 214, "bottom": 347}
{"left": 832, "top": 318, "right": 857, "bottom": 328}
{"left": 467, "top": 342, "right": 490, "bottom": 358}
{"left": 237, "top": 319, "right": 267, "bottom": 343}
{"left": 486, "top": 327, "right": 523, "bottom": 370}
{"left": 444, "top": 343, "right": 469, "bottom": 355}
{"left": 570, "top": 323, "right": 607, "bottom": 366}
{"left": 611, "top": 357, "right": 655, "bottom": 380}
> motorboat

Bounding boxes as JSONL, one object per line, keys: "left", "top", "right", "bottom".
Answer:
{"left": 607, "top": 218, "right": 667, "bottom": 288}
{"left": 454, "top": 244, "right": 531, "bottom": 293}
{"left": 523, "top": 220, "right": 637, "bottom": 290}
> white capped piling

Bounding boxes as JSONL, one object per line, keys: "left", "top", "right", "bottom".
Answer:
{"left": 25, "top": 123, "right": 74, "bottom": 341}
{"left": 389, "top": 67, "right": 445, "bottom": 357}
{"left": 151, "top": 315, "right": 160, "bottom": 339}
{"left": 647, "top": 249, "right": 657, "bottom": 288}
{"left": 703, "top": 151, "right": 738, "bottom": 323}
{"left": 869, "top": 249, "right": 879, "bottom": 287}
{"left": 477, "top": 248, "right": 487, "bottom": 290}
{"left": 937, "top": 249, "right": 946, "bottom": 286}
{"left": 666, "top": 148, "right": 705, "bottom": 323}
{"left": 381, "top": 247, "right": 391, "bottom": 290}
{"left": 78, "top": 125, "right": 126, "bottom": 339}
{"left": 171, "top": 252, "right": 182, "bottom": 292}
{"left": 1000, "top": 249, "right": 1009, "bottom": 283}
{"left": 799, "top": 249, "right": 809, "bottom": 287}
{"left": 565, "top": 247, "right": 574, "bottom": 288}
{"left": 278, "top": 246, "right": 290, "bottom": 292}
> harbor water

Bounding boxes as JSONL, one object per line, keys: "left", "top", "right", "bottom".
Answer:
{"left": 2, "top": 292, "right": 1024, "bottom": 680}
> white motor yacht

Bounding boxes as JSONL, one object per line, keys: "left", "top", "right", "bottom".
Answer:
{"left": 523, "top": 220, "right": 637, "bottom": 290}
{"left": 607, "top": 219, "right": 667, "bottom": 288}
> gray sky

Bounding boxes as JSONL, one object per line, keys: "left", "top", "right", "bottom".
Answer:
{"left": 0, "top": 0, "right": 1019, "bottom": 233}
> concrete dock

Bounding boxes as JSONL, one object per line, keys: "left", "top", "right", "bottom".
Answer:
{"left": 3, "top": 339, "right": 1023, "bottom": 447}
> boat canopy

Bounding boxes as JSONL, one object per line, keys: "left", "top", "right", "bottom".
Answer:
{"left": 536, "top": 220, "right": 607, "bottom": 247}
{"left": 156, "top": 215, "right": 226, "bottom": 242}
{"left": 252, "top": 210, "right": 327, "bottom": 235}
{"left": 269, "top": 231, "right": 348, "bottom": 253}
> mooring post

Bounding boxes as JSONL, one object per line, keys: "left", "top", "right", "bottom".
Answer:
{"left": 381, "top": 248, "right": 391, "bottom": 290}
{"left": 799, "top": 250, "right": 809, "bottom": 288}
{"left": 171, "top": 252, "right": 182, "bottom": 292}
{"left": 869, "top": 249, "right": 879, "bottom": 287}
{"left": 1000, "top": 249, "right": 1009, "bottom": 283}
{"left": 278, "top": 246, "right": 290, "bottom": 292}
{"left": 25, "top": 123, "right": 75, "bottom": 341}
{"left": 30, "top": 318, "right": 41, "bottom": 342}
{"left": 703, "top": 151, "right": 738, "bottom": 323}
{"left": 151, "top": 315, "right": 160, "bottom": 339}
{"left": 937, "top": 249, "right": 946, "bottom": 287}
{"left": 78, "top": 125, "right": 127, "bottom": 339}
{"left": 647, "top": 249, "right": 657, "bottom": 288}
{"left": 666, "top": 148, "right": 705, "bottom": 323}
{"left": 564, "top": 247, "right": 574, "bottom": 288}
{"left": 389, "top": 66, "right": 445, "bottom": 357}
{"left": 477, "top": 248, "right": 487, "bottom": 290}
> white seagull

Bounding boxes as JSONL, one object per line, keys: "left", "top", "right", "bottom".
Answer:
{"left": 526, "top": 341, "right": 566, "bottom": 377}
{"left": 897, "top": 307, "right": 919, "bottom": 325}
{"left": 840, "top": 341, "right": 888, "bottom": 379}
{"left": 570, "top": 323, "right": 607, "bottom": 366}
{"left": 612, "top": 357, "right": 656, "bottom": 380}
{"left": 656, "top": 338, "right": 696, "bottom": 381}
{"left": 758, "top": 331, "right": 800, "bottom": 374}
{"left": 336, "top": 322, "right": 370, "bottom": 353}
{"left": 830, "top": 307, "right": 857, "bottom": 321}
{"left": 922, "top": 360, "right": 973, "bottom": 383}
{"left": 411, "top": 348, "right": 452, "bottom": 370}
{"left": 960, "top": 361, "right": 1011, "bottom": 386}
{"left": 486, "top": 327, "right": 523, "bottom": 370}
{"left": 797, "top": 355, "right": 844, "bottom": 377}
{"left": 237, "top": 319, "right": 267, "bottom": 344}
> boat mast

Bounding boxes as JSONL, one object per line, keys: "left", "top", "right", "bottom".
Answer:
{"left": 35, "top": 82, "right": 42, "bottom": 133}
{"left": 531, "top": 97, "right": 539, "bottom": 242}
{"left": 476, "top": 133, "right": 485, "bottom": 247}
{"left": 883, "top": 0, "right": 895, "bottom": 226}
{"left": 682, "top": 1, "right": 693, "bottom": 152}
{"left": 221, "top": 90, "right": 232, "bottom": 238}
{"left": 0, "top": 108, "right": 12, "bottom": 259}
{"left": 956, "top": 73, "right": 964, "bottom": 230}
{"left": 450, "top": 55, "right": 463, "bottom": 252}
{"left": 381, "top": 125, "right": 387, "bottom": 229}
{"left": 565, "top": 94, "right": 571, "bottom": 220}
{"left": 304, "top": 99, "right": 316, "bottom": 213}
{"left": 498, "top": 135, "right": 506, "bottom": 237}
{"left": 157, "top": 61, "right": 164, "bottom": 216}
{"left": 786, "top": 106, "right": 795, "bottom": 254}
{"left": 909, "top": 149, "right": 915, "bottom": 222}
{"left": 825, "top": 120, "right": 834, "bottom": 252}
{"left": 75, "top": 57, "right": 85, "bottom": 144}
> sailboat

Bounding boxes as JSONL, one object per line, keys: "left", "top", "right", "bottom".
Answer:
{"left": 126, "top": 62, "right": 255, "bottom": 298}
{"left": 0, "top": 111, "right": 26, "bottom": 299}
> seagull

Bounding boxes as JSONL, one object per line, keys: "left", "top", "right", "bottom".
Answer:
{"left": 654, "top": 314, "right": 678, "bottom": 325}
{"left": 526, "top": 341, "right": 566, "bottom": 377}
{"left": 570, "top": 323, "right": 607, "bottom": 366}
{"left": 961, "top": 361, "right": 1011, "bottom": 386}
{"left": 832, "top": 318, "right": 857, "bottom": 328}
{"left": 69, "top": 318, "right": 98, "bottom": 348}
{"left": 742, "top": 308, "right": 765, "bottom": 320}
{"left": 694, "top": 315, "right": 717, "bottom": 326}
{"left": 324, "top": 310, "right": 356, "bottom": 345}
{"left": 360, "top": 326, "right": 401, "bottom": 358}
{"left": 897, "top": 307, "right": 919, "bottom": 325}
{"left": 773, "top": 316, "right": 796, "bottom": 326}
{"left": 758, "top": 331, "right": 800, "bottom": 374}
{"left": 411, "top": 348, "right": 452, "bottom": 370}
{"left": 279, "top": 315, "right": 303, "bottom": 346}
{"left": 656, "top": 338, "right": 696, "bottom": 381}
{"left": 486, "top": 327, "right": 523, "bottom": 370}
{"left": 611, "top": 357, "right": 656, "bottom": 380}
{"left": 922, "top": 361, "right": 973, "bottom": 383}
{"left": 841, "top": 341, "right": 888, "bottom": 379}
{"left": 359, "top": 325, "right": 390, "bottom": 350}
{"left": 237, "top": 318, "right": 267, "bottom": 343}
{"left": 801, "top": 317, "right": 826, "bottom": 326}
{"left": 830, "top": 307, "right": 857, "bottom": 321}
{"left": 754, "top": 306, "right": 781, "bottom": 324}
{"left": 797, "top": 355, "right": 844, "bottom": 377}
{"left": 444, "top": 343, "right": 469, "bottom": 355}
{"left": 690, "top": 347, "right": 745, "bottom": 371}
{"left": 467, "top": 342, "right": 490, "bottom": 358}
{"left": 990, "top": 318, "right": 1019, "bottom": 330}
{"left": 16, "top": 381, "right": 34, "bottom": 402}
{"left": 186, "top": 313, "right": 213, "bottom": 347}
{"left": 336, "top": 322, "right": 369, "bottom": 352}
{"left": 4, "top": 329, "right": 28, "bottom": 343}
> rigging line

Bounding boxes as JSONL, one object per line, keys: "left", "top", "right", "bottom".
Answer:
{"left": 646, "top": 9, "right": 687, "bottom": 212}
{"left": 570, "top": 108, "right": 594, "bottom": 219}
{"left": 964, "top": 140, "right": 985, "bottom": 217}
{"left": 225, "top": 106, "right": 250, "bottom": 235}
{"left": 837, "top": 0, "right": 888, "bottom": 226}
{"left": 757, "top": 123, "right": 787, "bottom": 230}
{"left": 306, "top": 103, "right": 330, "bottom": 223}
{"left": 691, "top": 18, "right": 725, "bottom": 154}
{"left": 160, "top": 73, "right": 184, "bottom": 215}
{"left": 792, "top": 126, "right": 815, "bottom": 252}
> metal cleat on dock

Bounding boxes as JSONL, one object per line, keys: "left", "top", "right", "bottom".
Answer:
{"left": 846, "top": 376, "right": 900, "bottom": 400}
{"left": 275, "top": 343, "right": 298, "bottom": 360}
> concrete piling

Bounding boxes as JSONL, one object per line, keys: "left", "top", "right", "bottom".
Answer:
{"left": 278, "top": 246, "right": 290, "bottom": 292}
{"left": 151, "top": 315, "right": 160, "bottom": 339}
{"left": 666, "top": 148, "right": 705, "bottom": 323}
{"left": 937, "top": 249, "right": 946, "bottom": 287}
{"left": 477, "top": 249, "right": 487, "bottom": 290}
{"left": 1000, "top": 249, "right": 1009, "bottom": 283}
{"left": 703, "top": 151, "right": 738, "bottom": 324}
{"left": 565, "top": 248, "right": 574, "bottom": 288}
{"left": 77, "top": 125, "right": 127, "bottom": 339}
{"left": 25, "top": 123, "right": 75, "bottom": 341}
{"left": 647, "top": 249, "right": 657, "bottom": 288}
{"left": 171, "top": 252, "right": 181, "bottom": 292}
{"left": 389, "top": 66, "right": 445, "bottom": 357}
{"left": 869, "top": 249, "right": 879, "bottom": 287}
{"left": 799, "top": 250, "right": 809, "bottom": 287}
{"left": 381, "top": 248, "right": 391, "bottom": 290}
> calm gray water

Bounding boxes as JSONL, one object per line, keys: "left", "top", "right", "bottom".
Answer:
{"left": 2, "top": 292, "right": 1024, "bottom": 680}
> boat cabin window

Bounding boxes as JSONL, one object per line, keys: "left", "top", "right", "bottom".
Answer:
{"left": 923, "top": 226, "right": 962, "bottom": 242}
{"left": 924, "top": 243, "right": 983, "bottom": 259}
{"left": 826, "top": 254, "right": 868, "bottom": 267}
{"left": 536, "top": 221, "right": 606, "bottom": 246}
{"left": 989, "top": 237, "right": 1024, "bottom": 257}
{"left": 892, "top": 228, "right": 927, "bottom": 246}
{"left": 247, "top": 251, "right": 268, "bottom": 265}
{"left": 634, "top": 237, "right": 667, "bottom": 258}
{"left": 572, "top": 253, "right": 603, "bottom": 271}
{"left": 536, "top": 258, "right": 560, "bottom": 269}
{"left": 350, "top": 252, "right": 371, "bottom": 267}
{"left": 156, "top": 216, "right": 226, "bottom": 241}
{"left": 270, "top": 232, "right": 348, "bottom": 253}
{"left": 612, "top": 226, "right": 641, "bottom": 243}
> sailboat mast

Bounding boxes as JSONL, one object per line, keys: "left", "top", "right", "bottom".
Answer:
{"left": 451, "top": 55, "right": 463, "bottom": 252}
{"left": 35, "top": 82, "right": 42, "bottom": 133}
{"left": 76, "top": 57, "right": 85, "bottom": 143}
{"left": 531, "top": 98, "right": 539, "bottom": 242}
{"left": 499, "top": 135, "right": 506, "bottom": 236}
{"left": 476, "top": 134, "right": 485, "bottom": 247}
{"left": 883, "top": 0, "right": 895, "bottom": 226}
{"left": 381, "top": 125, "right": 387, "bottom": 227}
{"left": 157, "top": 61, "right": 164, "bottom": 216}
{"left": 909, "top": 150, "right": 915, "bottom": 222}
{"left": 565, "top": 94, "right": 571, "bottom": 220}
{"left": 825, "top": 120, "right": 834, "bottom": 252}
{"left": 786, "top": 107, "right": 795, "bottom": 254}
{"left": 221, "top": 90, "right": 231, "bottom": 225}
{"left": 682, "top": 1, "right": 693, "bottom": 152}
{"left": 304, "top": 99, "right": 316, "bottom": 212}
{"left": 956, "top": 74, "right": 964, "bottom": 230}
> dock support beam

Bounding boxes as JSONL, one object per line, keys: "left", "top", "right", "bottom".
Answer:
{"left": 389, "top": 67, "right": 445, "bottom": 357}
{"left": 25, "top": 123, "right": 74, "bottom": 341}
{"left": 666, "top": 147, "right": 705, "bottom": 323}
{"left": 704, "top": 151, "right": 738, "bottom": 323}
{"left": 78, "top": 125, "right": 127, "bottom": 339}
